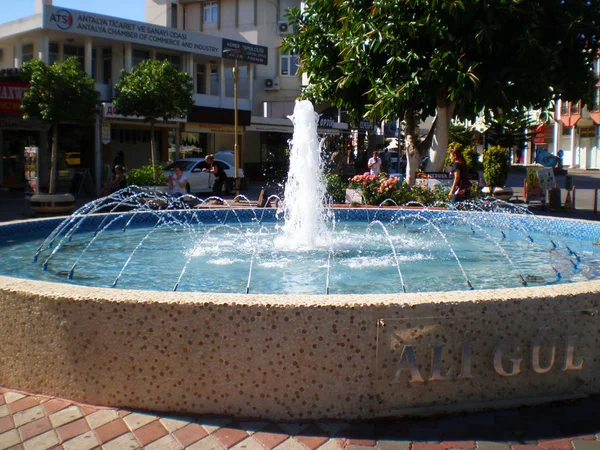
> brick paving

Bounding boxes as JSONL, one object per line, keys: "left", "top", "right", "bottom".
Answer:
{"left": 1, "top": 387, "right": 600, "bottom": 449}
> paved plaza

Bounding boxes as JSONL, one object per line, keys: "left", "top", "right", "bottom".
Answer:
{"left": 1, "top": 172, "right": 600, "bottom": 449}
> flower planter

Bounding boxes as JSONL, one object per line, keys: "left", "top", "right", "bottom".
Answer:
{"left": 481, "top": 186, "right": 514, "bottom": 201}
{"left": 29, "top": 193, "right": 76, "bottom": 216}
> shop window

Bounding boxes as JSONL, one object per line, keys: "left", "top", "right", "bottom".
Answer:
{"left": 280, "top": 50, "right": 298, "bottom": 76}
{"left": 133, "top": 49, "right": 150, "bottom": 67}
{"left": 196, "top": 64, "right": 207, "bottom": 94}
{"left": 48, "top": 42, "right": 59, "bottom": 65}
{"left": 204, "top": 1, "right": 218, "bottom": 23}
{"left": 562, "top": 126, "right": 573, "bottom": 136}
{"left": 22, "top": 43, "right": 34, "bottom": 63}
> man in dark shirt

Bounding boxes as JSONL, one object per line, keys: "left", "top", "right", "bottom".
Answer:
{"left": 202, "top": 154, "right": 228, "bottom": 196}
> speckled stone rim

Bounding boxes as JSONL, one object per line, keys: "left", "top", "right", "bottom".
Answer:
{"left": 1, "top": 211, "right": 600, "bottom": 421}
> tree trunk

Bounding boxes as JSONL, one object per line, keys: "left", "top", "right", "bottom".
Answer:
{"left": 149, "top": 120, "right": 157, "bottom": 184}
{"left": 404, "top": 108, "right": 420, "bottom": 186}
{"left": 424, "top": 96, "right": 456, "bottom": 172}
{"left": 49, "top": 125, "right": 58, "bottom": 194}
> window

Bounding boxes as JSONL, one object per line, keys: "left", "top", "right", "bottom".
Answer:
{"left": 280, "top": 50, "right": 299, "bottom": 76}
{"left": 594, "top": 87, "right": 600, "bottom": 112}
{"left": 561, "top": 101, "right": 570, "bottom": 116}
{"left": 103, "top": 48, "right": 112, "bottom": 84}
{"left": 204, "top": 1, "right": 218, "bottom": 23}
{"left": 48, "top": 42, "right": 59, "bottom": 65}
{"left": 22, "top": 43, "right": 34, "bottom": 63}
{"left": 570, "top": 101, "right": 581, "bottom": 115}
{"left": 210, "top": 68, "right": 219, "bottom": 96}
{"left": 581, "top": 126, "right": 597, "bottom": 138}
{"left": 64, "top": 44, "right": 84, "bottom": 66}
{"left": 132, "top": 49, "right": 149, "bottom": 67}
{"left": 196, "top": 64, "right": 206, "bottom": 94}
{"left": 157, "top": 53, "right": 181, "bottom": 71}
{"left": 171, "top": 2, "right": 178, "bottom": 28}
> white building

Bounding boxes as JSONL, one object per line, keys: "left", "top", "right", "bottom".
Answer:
{"left": 146, "top": 0, "right": 350, "bottom": 182}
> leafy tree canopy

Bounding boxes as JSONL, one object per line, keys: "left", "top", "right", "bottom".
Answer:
{"left": 284, "top": 0, "right": 599, "bottom": 123}
{"left": 21, "top": 56, "right": 100, "bottom": 125}
{"left": 114, "top": 59, "right": 194, "bottom": 123}
{"left": 21, "top": 56, "right": 100, "bottom": 194}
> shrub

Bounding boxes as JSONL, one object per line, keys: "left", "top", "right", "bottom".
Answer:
{"left": 482, "top": 146, "right": 510, "bottom": 188}
{"left": 348, "top": 172, "right": 401, "bottom": 205}
{"left": 126, "top": 164, "right": 166, "bottom": 187}
{"left": 324, "top": 173, "right": 348, "bottom": 204}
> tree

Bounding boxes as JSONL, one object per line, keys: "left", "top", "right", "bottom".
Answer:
{"left": 284, "top": 0, "right": 600, "bottom": 184}
{"left": 21, "top": 57, "right": 100, "bottom": 194}
{"left": 114, "top": 60, "right": 193, "bottom": 181}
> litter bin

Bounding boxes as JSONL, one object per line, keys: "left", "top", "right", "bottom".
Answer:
{"left": 549, "top": 186, "right": 561, "bottom": 209}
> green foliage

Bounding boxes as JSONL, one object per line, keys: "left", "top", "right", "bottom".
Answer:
{"left": 114, "top": 60, "right": 194, "bottom": 123}
{"left": 482, "top": 146, "right": 510, "bottom": 188}
{"left": 284, "top": 0, "right": 600, "bottom": 128}
{"left": 21, "top": 57, "right": 100, "bottom": 125}
{"left": 21, "top": 57, "right": 100, "bottom": 193}
{"left": 126, "top": 164, "right": 166, "bottom": 187}
{"left": 324, "top": 173, "right": 348, "bottom": 204}
{"left": 449, "top": 124, "right": 475, "bottom": 147}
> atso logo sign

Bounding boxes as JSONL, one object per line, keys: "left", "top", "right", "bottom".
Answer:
{"left": 49, "top": 9, "right": 73, "bottom": 30}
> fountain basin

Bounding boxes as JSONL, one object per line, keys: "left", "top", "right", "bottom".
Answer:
{"left": 0, "top": 212, "right": 599, "bottom": 421}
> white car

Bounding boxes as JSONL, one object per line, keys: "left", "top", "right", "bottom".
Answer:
{"left": 163, "top": 157, "right": 244, "bottom": 195}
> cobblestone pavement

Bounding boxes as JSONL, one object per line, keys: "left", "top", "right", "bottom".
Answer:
{"left": 2, "top": 177, "right": 600, "bottom": 449}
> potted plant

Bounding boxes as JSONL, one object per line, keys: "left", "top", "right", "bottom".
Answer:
{"left": 126, "top": 163, "right": 167, "bottom": 192}
{"left": 482, "top": 145, "right": 513, "bottom": 200}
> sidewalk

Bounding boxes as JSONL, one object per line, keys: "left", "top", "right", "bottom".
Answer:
{"left": 2, "top": 181, "right": 600, "bottom": 449}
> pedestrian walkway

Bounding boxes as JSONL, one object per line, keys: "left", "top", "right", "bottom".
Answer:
{"left": 1, "top": 386, "right": 600, "bottom": 450}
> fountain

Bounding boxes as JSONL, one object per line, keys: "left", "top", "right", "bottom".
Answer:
{"left": 1, "top": 100, "right": 600, "bottom": 421}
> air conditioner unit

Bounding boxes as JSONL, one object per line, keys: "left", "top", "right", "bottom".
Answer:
{"left": 264, "top": 78, "right": 280, "bottom": 91}
{"left": 278, "top": 21, "right": 291, "bottom": 34}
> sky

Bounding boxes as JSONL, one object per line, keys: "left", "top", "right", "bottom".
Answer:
{"left": 1, "top": 0, "right": 147, "bottom": 24}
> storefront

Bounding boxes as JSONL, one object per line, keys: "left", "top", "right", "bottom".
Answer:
{"left": 101, "top": 102, "right": 183, "bottom": 180}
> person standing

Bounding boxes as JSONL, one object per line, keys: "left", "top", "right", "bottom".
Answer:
{"left": 202, "top": 154, "right": 228, "bottom": 196}
{"left": 368, "top": 151, "right": 382, "bottom": 176}
{"left": 448, "top": 147, "right": 471, "bottom": 202}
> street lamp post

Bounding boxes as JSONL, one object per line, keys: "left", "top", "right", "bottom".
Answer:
{"left": 224, "top": 48, "right": 243, "bottom": 199}
{"left": 233, "top": 57, "right": 240, "bottom": 198}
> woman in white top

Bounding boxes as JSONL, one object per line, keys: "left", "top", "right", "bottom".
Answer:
{"left": 168, "top": 166, "right": 189, "bottom": 196}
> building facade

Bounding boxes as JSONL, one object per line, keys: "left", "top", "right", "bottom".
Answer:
{"left": 146, "top": 0, "right": 351, "bottom": 182}
{"left": 0, "top": 0, "right": 266, "bottom": 192}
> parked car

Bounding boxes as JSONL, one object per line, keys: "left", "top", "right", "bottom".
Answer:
{"left": 65, "top": 152, "right": 81, "bottom": 167}
{"left": 163, "top": 157, "right": 244, "bottom": 195}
